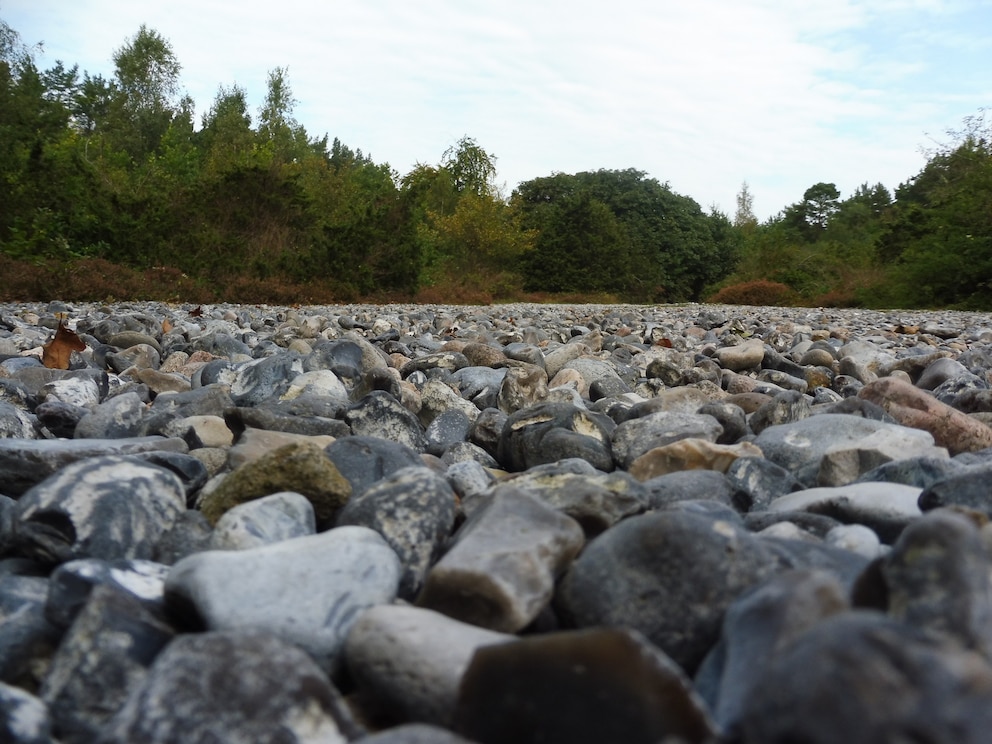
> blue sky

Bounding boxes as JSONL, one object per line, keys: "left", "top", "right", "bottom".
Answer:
{"left": 4, "top": 0, "right": 991, "bottom": 219}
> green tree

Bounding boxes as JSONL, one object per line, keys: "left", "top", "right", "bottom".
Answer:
{"left": 802, "top": 182, "right": 841, "bottom": 230}
{"left": 441, "top": 135, "right": 500, "bottom": 197}
{"left": 109, "top": 25, "right": 184, "bottom": 160}
{"left": 199, "top": 84, "right": 257, "bottom": 175}
{"left": 401, "top": 137, "right": 527, "bottom": 292}
{"left": 878, "top": 110, "right": 992, "bottom": 308}
{"left": 516, "top": 169, "right": 736, "bottom": 301}
{"left": 734, "top": 180, "right": 758, "bottom": 230}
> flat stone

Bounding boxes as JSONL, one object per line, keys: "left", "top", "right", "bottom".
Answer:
{"left": 766, "top": 481, "right": 922, "bottom": 542}
{"left": 817, "top": 425, "right": 948, "bottom": 487}
{"left": 715, "top": 340, "right": 765, "bottom": 371}
{"left": 753, "top": 414, "right": 920, "bottom": 487}
{"left": 496, "top": 460, "right": 646, "bottom": 536}
{"left": 165, "top": 526, "right": 401, "bottom": 670}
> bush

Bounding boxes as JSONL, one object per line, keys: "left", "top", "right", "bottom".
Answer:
{"left": 706, "top": 280, "right": 798, "bottom": 307}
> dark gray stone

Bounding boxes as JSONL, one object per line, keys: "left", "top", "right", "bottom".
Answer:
{"left": 640, "top": 470, "right": 736, "bottom": 510}
{"left": 33, "top": 400, "right": 88, "bottom": 438}
{"left": 72, "top": 393, "right": 148, "bottom": 439}
{"left": 41, "top": 585, "right": 174, "bottom": 744}
{"left": 498, "top": 402, "right": 615, "bottom": 473}
{"left": 468, "top": 407, "right": 507, "bottom": 460}
{"left": 152, "top": 510, "right": 213, "bottom": 565}
{"left": 695, "top": 570, "right": 849, "bottom": 732}
{"left": 452, "top": 367, "right": 506, "bottom": 411}
{"left": 229, "top": 354, "right": 304, "bottom": 406}
{"left": 0, "top": 401, "right": 36, "bottom": 439}
{"left": 337, "top": 466, "right": 457, "bottom": 600}
{"left": 0, "top": 436, "right": 187, "bottom": 497}
{"left": 0, "top": 494, "right": 16, "bottom": 555}
{"left": 440, "top": 441, "right": 499, "bottom": 468}
{"left": 304, "top": 338, "right": 366, "bottom": 386}
{"left": 345, "top": 390, "right": 428, "bottom": 453}
{"left": 149, "top": 383, "right": 235, "bottom": 418}
{"left": 761, "top": 536, "right": 871, "bottom": 587}
{"left": 453, "top": 628, "right": 717, "bottom": 744}
{"left": 425, "top": 409, "right": 472, "bottom": 457}
{"left": 749, "top": 390, "right": 811, "bottom": 436}
{"left": 726, "top": 456, "right": 802, "bottom": 512}
{"left": 881, "top": 510, "right": 992, "bottom": 657}
{"left": 556, "top": 510, "right": 783, "bottom": 673}
{"left": 401, "top": 352, "right": 471, "bottom": 377}
{"left": 744, "top": 511, "right": 844, "bottom": 539}
{"left": 14, "top": 455, "right": 186, "bottom": 566}
{"left": 225, "top": 399, "right": 351, "bottom": 437}
{"left": 917, "top": 357, "right": 977, "bottom": 390}
{"left": 502, "top": 343, "right": 545, "bottom": 369}
{"left": 128, "top": 450, "right": 208, "bottom": 506}
{"left": 919, "top": 461, "right": 992, "bottom": 516}
{"left": 857, "top": 455, "right": 965, "bottom": 489}
{"left": 698, "top": 401, "right": 748, "bottom": 444}
{"left": 97, "top": 630, "right": 357, "bottom": 743}
{"left": 0, "top": 575, "right": 62, "bottom": 689}
{"left": 45, "top": 558, "right": 170, "bottom": 630}
{"left": 736, "top": 611, "right": 992, "bottom": 744}
{"left": 611, "top": 411, "right": 722, "bottom": 469}
{"left": 325, "top": 435, "right": 424, "bottom": 497}
{"left": 753, "top": 414, "right": 913, "bottom": 487}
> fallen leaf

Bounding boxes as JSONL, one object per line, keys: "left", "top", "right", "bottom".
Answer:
{"left": 657, "top": 338, "right": 674, "bottom": 348}
{"left": 189, "top": 306, "right": 203, "bottom": 318}
{"left": 162, "top": 317, "right": 173, "bottom": 334}
{"left": 42, "top": 320, "right": 87, "bottom": 370}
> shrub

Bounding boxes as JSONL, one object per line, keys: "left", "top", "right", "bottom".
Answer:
{"left": 706, "top": 280, "right": 798, "bottom": 307}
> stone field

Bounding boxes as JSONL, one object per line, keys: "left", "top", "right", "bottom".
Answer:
{"left": 4, "top": 300, "right": 992, "bottom": 743}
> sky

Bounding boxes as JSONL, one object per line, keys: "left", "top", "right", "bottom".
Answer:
{"left": 4, "top": 0, "right": 991, "bottom": 219}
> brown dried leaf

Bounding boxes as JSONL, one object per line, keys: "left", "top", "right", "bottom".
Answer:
{"left": 42, "top": 320, "right": 87, "bottom": 370}
{"left": 162, "top": 317, "right": 173, "bottom": 334}
{"left": 189, "top": 305, "right": 203, "bottom": 318}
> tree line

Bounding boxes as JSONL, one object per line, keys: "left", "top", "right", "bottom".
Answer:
{"left": 1, "top": 20, "right": 989, "bottom": 308}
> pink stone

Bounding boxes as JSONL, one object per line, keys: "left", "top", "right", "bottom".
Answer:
{"left": 858, "top": 377, "right": 992, "bottom": 455}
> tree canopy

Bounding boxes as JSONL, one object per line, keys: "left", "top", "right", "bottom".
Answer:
{"left": 0, "top": 17, "right": 989, "bottom": 309}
